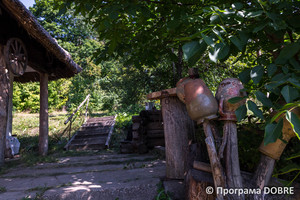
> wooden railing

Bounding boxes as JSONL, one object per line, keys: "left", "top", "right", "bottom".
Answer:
{"left": 61, "top": 94, "right": 90, "bottom": 140}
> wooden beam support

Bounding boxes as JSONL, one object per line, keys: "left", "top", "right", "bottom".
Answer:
{"left": 6, "top": 72, "right": 13, "bottom": 138}
{"left": 161, "top": 96, "right": 195, "bottom": 179}
{"left": 146, "top": 88, "right": 177, "bottom": 100}
{"left": 0, "top": 45, "right": 10, "bottom": 165}
{"left": 39, "top": 73, "right": 48, "bottom": 156}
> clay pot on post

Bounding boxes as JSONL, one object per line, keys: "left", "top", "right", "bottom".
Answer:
{"left": 215, "top": 78, "right": 247, "bottom": 121}
{"left": 182, "top": 78, "right": 225, "bottom": 200}
{"left": 184, "top": 79, "right": 218, "bottom": 125}
{"left": 176, "top": 68, "right": 199, "bottom": 103}
{"left": 215, "top": 78, "right": 246, "bottom": 200}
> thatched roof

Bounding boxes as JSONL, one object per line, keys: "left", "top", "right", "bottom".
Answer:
{"left": 0, "top": 0, "right": 82, "bottom": 82}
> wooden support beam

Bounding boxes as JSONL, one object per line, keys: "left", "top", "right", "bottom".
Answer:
{"left": 39, "top": 73, "right": 48, "bottom": 156}
{"left": 146, "top": 88, "right": 177, "bottom": 100}
{"left": 0, "top": 47, "right": 10, "bottom": 165}
{"left": 161, "top": 96, "right": 195, "bottom": 179}
{"left": 6, "top": 72, "right": 13, "bottom": 138}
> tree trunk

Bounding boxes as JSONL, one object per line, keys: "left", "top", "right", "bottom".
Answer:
{"left": 0, "top": 46, "right": 10, "bottom": 166}
{"left": 39, "top": 73, "right": 48, "bottom": 156}
{"left": 161, "top": 96, "right": 195, "bottom": 179}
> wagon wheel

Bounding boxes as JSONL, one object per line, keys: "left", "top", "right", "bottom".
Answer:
{"left": 5, "top": 38, "right": 28, "bottom": 76}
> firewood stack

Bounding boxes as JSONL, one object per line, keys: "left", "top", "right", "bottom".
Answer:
{"left": 120, "top": 109, "right": 165, "bottom": 153}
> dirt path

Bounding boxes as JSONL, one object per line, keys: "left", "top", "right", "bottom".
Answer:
{"left": 0, "top": 153, "right": 166, "bottom": 200}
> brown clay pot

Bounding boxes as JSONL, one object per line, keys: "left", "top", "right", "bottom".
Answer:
{"left": 176, "top": 68, "right": 199, "bottom": 103}
{"left": 176, "top": 77, "right": 194, "bottom": 103}
{"left": 259, "top": 108, "right": 300, "bottom": 160}
{"left": 184, "top": 79, "right": 218, "bottom": 124}
{"left": 215, "top": 78, "right": 246, "bottom": 121}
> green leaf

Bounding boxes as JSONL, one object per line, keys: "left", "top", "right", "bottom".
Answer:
{"left": 232, "top": 3, "right": 243, "bottom": 10}
{"left": 255, "top": 91, "right": 273, "bottom": 108}
{"left": 267, "top": 64, "right": 277, "bottom": 77}
{"left": 229, "top": 36, "right": 243, "bottom": 51}
{"left": 277, "top": 163, "right": 300, "bottom": 175}
{"left": 235, "top": 104, "right": 247, "bottom": 122}
{"left": 264, "top": 118, "right": 283, "bottom": 145}
{"left": 245, "top": 10, "right": 263, "bottom": 18}
{"left": 275, "top": 43, "right": 300, "bottom": 65}
{"left": 209, "top": 42, "right": 230, "bottom": 62}
{"left": 228, "top": 96, "right": 246, "bottom": 104}
{"left": 201, "top": 33, "right": 214, "bottom": 47}
{"left": 238, "top": 69, "right": 251, "bottom": 84}
{"left": 182, "top": 40, "right": 207, "bottom": 65}
{"left": 289, "top": 58, "right": 300, "bottom": 70}
{"left": 281, "top": 85, "right": 300, "bottom": 103}
{"left": 288, "top": 78, "right": 300, "bottom": 89}
{"left": 286, "top": 111, "right": 300, "bottom": 140}
{"left": 253, "top": 23, "right": 267, "bottom": 33}
{"left": 250, "top": 65, "right": 264, "bottom": 84}
{"left": 248, "top": 100, "right": 264, "bottom": 120}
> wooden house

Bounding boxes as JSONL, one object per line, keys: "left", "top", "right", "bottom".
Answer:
{"left": 0, "top": 0, "right": 81, "bottom": 165}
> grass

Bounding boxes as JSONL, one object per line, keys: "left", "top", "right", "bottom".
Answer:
{"left": 3, "top": 111, "right": 86, "bottom": 169}
{"left": 0, "top": 186, "right": 7, "bottom": 193}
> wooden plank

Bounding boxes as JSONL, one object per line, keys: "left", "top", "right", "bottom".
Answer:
{"left": 146, "top": 122, "right": 163, "bottom": 130}
{"left": 132, "top": 123, "right": 140, "bottom": 131}
{"left": 147, "top": 130, "right": 164, "bottom": 138}
{"left": 132, "top": 131, "right": 139, "bottom": 139}
{"left": 146, "top": 88, "right": 177, "bottom": 100}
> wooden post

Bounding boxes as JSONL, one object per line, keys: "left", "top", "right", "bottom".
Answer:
{"left": 0, "top": 45, "right": 10, "bottom": 165}
{"left": 224, "top": 121, "right": 244, "bottom": 200}
{"left": 39, "top": 73, "right": 48, "bottom": 156}
{"left": 203, "top": 120, "right": 225, "bottom": 200}
{"left": 252, "top": 155, "right": 275, "bottom": 200}
{"left": 6, "top": 72, "right": 13, "bottom": 138}
{"left": 161, "top": 96, "right": 195, "bottom": 179}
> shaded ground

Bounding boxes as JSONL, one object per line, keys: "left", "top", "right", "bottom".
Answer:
{"left": 0, "top": 152, "right": 167, "bottom": 200}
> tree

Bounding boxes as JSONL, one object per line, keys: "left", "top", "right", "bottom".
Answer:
{"left": 55, "top": 0, "right": 300, "bottom": 142}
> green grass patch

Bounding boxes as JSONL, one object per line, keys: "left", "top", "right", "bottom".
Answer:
{"left": 0, "top": 186, "right": 7, "bottom": 193}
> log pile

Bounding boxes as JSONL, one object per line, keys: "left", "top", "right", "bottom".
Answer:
{"left": 120, "top": 109, "right": 164, "bottom": 153}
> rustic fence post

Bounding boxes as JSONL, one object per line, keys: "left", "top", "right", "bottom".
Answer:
{"left": 39, "top": 72, "right": 48, "bottom": 156}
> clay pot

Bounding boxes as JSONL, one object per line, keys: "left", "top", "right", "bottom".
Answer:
{"left": 176, "top": 68, "right": 199, "bottom": 103}
{"left": 176, "top": 77, "right": 194, "bottom": 103}
{"left": 184, "top": 79, "right": 218, "bottom": 124}
{"left": 215, "top": 78, "right": 246, "bottom": 121}
{"left": 259, "top": 108, "right": 300, "bottom": 160}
